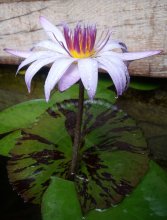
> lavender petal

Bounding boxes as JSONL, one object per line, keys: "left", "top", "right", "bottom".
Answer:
{"left": 58, "top": 63, "right": 80, "bottom": 91}
{"left": 25, "top": 56, "right": 57, "bottom": 92}
{"left": 78, "top": 58, "right": 98, "bottom": 100}
{"left": 4, "top": 48, "right": 32, "bottom": 58}
{"left": 44, "top": 57, "right": 75, "bottom": 101}
{"left": 118, "top": 50, "right": 161, "bottom": 61}
{"left": 39, "top": 16, "right": 67, "bottom": 46}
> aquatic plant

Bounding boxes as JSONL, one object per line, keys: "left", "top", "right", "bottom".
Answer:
{"left": 4, "top": 16, "right": 160, "bottom": 101}
{"left": 2, "top": 17, "right": 163, "bottom": 220}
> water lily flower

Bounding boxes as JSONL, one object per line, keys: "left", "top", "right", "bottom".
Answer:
{"left": 4, "top": 16, "right": 161, "bottom": 101}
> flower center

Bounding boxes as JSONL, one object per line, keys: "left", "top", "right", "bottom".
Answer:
{"left": 63, "top": 24, "right": 97, "bottom": 58}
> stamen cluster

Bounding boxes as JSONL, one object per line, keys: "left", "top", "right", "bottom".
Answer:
{"left": 63, "top": 24, "right": 97, "bottom": 58}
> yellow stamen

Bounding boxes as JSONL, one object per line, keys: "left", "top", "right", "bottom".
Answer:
{"left": 70, "top": 49, "right": 95, "bottom": 58}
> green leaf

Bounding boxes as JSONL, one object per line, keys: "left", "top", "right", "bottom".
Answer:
{"left": 0, "top": 99, "right": 51, "bottom": 135}
{"left": 42, "top": 177, "right": 82, "bottom": 220}
{"left": 0, "top": 84, "right": 78, "bottom": 135}
{"left": 7, "top": 99, "right": 148, "bottom": 213}
{"left": 129, "top": 78, "right": 160, "bottom": 91}
{"left": 0, "top": 130, "right": 21, "bottom": 157}
{"left": 86, "top": 161, "right": 167, "bottom": 220}
{"left": 93, "top": 75, "right": 115, "bottom": 101}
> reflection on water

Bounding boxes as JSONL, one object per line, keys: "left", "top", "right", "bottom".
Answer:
{"left": 0, "top": 65, "right": 167, "bottom": 219}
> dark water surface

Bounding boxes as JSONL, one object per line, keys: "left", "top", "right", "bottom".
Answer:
{"left": 0, "top": 65, "right": 167, "bottom": 220}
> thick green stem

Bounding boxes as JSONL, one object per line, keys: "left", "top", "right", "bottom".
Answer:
{"left": 69, "top": 81, "right": 84, "bottom": 180}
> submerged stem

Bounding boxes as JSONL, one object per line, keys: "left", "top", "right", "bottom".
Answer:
{"left": 69, "top": 81, "right": 84, "bottom": 180}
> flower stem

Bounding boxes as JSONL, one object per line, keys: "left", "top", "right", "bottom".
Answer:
{"left": 69, "top": 81, "right": 84, "bottom": 180}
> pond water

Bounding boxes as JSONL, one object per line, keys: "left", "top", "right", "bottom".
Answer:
{"left": 0, "top": 65, "right": 167, "bottom": 220}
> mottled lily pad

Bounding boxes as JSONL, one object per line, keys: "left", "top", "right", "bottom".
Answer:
{"left": 0, "top": 130, "right": 22, "bottom": 157}
{"left": 86, "top": 161, "right": 167, "bottom": 220}
{"left": 7, "top": 99, "right": 148, "bottom": 213}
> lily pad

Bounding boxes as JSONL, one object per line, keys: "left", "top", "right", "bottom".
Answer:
{"left": 0, "top": 130, "right": 21, "bottom": 157}
{"left": 7, "top": 99, "right": 148, "bottom": 213}
{"left": 0, "top": 99, "right": 52, "bottom": 135}
{"left": 42, "top": 177, "right": 82, "bottom": 220}
{"left": 0, "top": 87, "right": 77, "bottom": 135}
{"left": 129, "top": 78, "right": 160, "bottom": 91}
{"left": 86, "top": 161, "right": 167, "bottom": 220}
